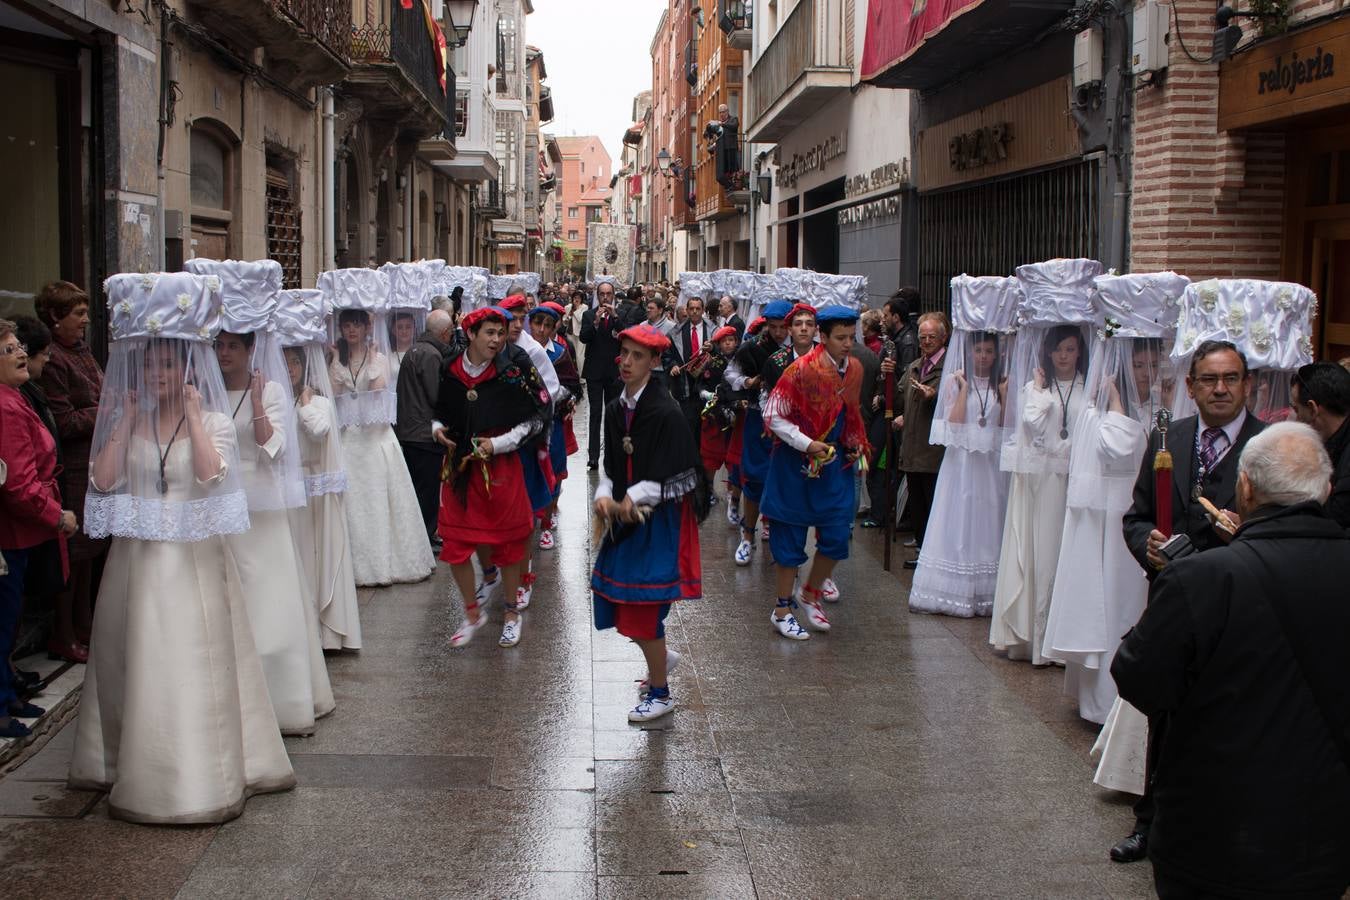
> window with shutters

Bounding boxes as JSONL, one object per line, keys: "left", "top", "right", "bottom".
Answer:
{"left": 265, "top": 162, "right": 302, "bottom": 289}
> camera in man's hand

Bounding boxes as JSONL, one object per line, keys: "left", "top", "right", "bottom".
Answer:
{"left": 1157, "top": 533, "right": 1196, "bottom": 564}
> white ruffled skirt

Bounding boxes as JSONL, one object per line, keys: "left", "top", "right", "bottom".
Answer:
{"left": 339, "top": 423, "right": 436, "bottom": 587}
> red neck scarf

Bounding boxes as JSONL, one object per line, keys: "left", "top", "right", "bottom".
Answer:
{"left": 774, "top": 344, "right": 868, "bottom": 452}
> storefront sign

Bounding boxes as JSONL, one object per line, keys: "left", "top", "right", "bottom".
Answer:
{"left": 844, "top": 159, "right": 911, "bottom": 199}
{"left": 774, "top": 132, "right": 849, "bottom": 190}
{"left": 1218, "top": 16, "right": 1350, "bottom": 131}
{"left": 916, "top": 77, "right": 1079, "bottom": 191}
{"left": 838, "top": 195, "right": 902, "bottom": 226}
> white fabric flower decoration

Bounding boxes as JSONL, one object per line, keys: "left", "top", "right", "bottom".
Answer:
{"left": 176, "top": 293, "right": 192, "bottom": 311}
{"left": 1276, "top": 287, "right": 1293, "bottom": 311}
{"left": 1197, "top": 282, "right": 1220, "bottom": 312}
{"left": 205, "top": 276, "right": 222, "bottom": 293}
{"left": 1299, "top": 336, "right": 1313, "bottom": 357}
{"left": 1181, "top": 329, "right": 1196, "bottom": 352}
{"left": 116, "top": 300, "right": 133, "bottom": 318}
{"left": 198, "top": 325, "right": 212, "bottom": 340}
{"left": 139, "top": 274, "right": 156, "bottom": 290}
{"left": 1226, "top": 306, "right": 1246, "bottom": 336}
{"left": 146, "top": 316, "right": 162, "bottom": 334}
{"left": 1249, "top": 321, "right": 1272, "bottom": 353}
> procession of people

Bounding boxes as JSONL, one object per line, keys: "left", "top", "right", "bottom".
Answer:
{"left": 1, "top": 258, "right": 1347, "bottom": 899}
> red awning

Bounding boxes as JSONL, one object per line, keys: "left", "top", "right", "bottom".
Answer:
{"left": 860, "top": 0, "right": 984, "bottom": 83}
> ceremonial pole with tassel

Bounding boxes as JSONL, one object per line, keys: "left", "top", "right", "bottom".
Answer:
{"left": 1154, "top": 409, "right": 1173, "bottom": 538}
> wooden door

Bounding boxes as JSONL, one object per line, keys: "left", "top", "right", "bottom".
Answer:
{"left": 1309, "top": 217, "right": 1350, "bottom": 362}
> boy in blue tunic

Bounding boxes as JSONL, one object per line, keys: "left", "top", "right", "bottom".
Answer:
{"left": 592, "top": 324, "right": 708, "bottom": 723}
{"left": 760, "top": 306, "right": 870, "bottom": 639}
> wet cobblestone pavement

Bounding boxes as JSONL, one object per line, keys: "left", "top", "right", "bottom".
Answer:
{"left": 0, "top": 419, "right": 1157, "bottom": 898}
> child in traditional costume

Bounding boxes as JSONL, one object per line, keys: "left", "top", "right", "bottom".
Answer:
{"left": 434, "top": 307, "right": 552, "bottom": 649}
{"left": 592, "top": 324, "right": 708, "bottom": 723}
{"left": 695, "top": 325, "right": 741, "bottom": 510}
{"left": 725, "top": 300, "right": 793, "bottom": 566}
{"left": 528, "top": 301, "right": 582, "bottom": 550}
{"left": 760, "top": 306, "right": 869, "bottom": 639}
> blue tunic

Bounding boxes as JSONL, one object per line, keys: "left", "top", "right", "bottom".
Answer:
{"left": 760, "top": 408, "right": 857, "bottom": 527}
{"left": 739, "top": 407, "right": 772, "bottom": 493}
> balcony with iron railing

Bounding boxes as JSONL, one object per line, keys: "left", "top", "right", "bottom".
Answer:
{"left": 348, "top": 0, "right": 449, "bottom": 138}
{"left": 417, "top": 65, "right": 458, "bottom": 162}
{"left": 745, "top": 0, "right": 852, "bottom": 143}
{"left": 184, "top": 0, "right": 351, "bottom": 88}
{"left": 696, "top": 132, "right": 749, "bottom": 222}
{"left": 718, "top": 0, "right": 752, "bottom": 51}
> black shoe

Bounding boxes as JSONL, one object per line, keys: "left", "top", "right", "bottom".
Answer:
{"left": 902, "top": 559, "right": 919, "bottom": 570}
{"left": 1109, "top": 831, "right": 1148, "bottom": 863}
{"left": 0, "top": 719, "right": 32, "bottom": 739}
{"left": 7, "top": 701, "right": 45, "bottom": 719}
{"left": 14, "top": 669, "right": 40, "bottom": 689}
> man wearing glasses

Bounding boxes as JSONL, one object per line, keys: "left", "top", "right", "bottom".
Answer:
{"left": 1114, "top": 338, "right": 1266, "bottom": 866}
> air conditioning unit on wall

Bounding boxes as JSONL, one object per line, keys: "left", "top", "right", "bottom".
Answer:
{"left": 1133, "top": 0, "right": 1170, "bottom": 75}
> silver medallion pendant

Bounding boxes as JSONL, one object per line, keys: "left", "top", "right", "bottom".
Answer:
{"left": 978, "top": 416, "right": 987, "bottom": 428}
{"left": 1192, "top": 484, "right": 1203, "bottom": 502}
{"left": 466, "top": 389, "right": 479, "bottom": 402}
{"left": 1059, "top": 427, "right": 1069, "bottom": 440}
{"left": 622, "top": 436, "right": 634, "bottom": 455}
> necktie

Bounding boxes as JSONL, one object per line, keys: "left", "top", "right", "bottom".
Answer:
{"left": 690, "top": 324, "right": 700, "bottom": 358}
{"left": 920, "top": 355, "right": 933, "bottom": 379}
{"left": 1200, "top": 426, "right": 1227, "bottom": 472}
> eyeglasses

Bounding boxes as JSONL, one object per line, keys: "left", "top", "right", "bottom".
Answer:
{"left": 0, "top": 342, "right": 28, "bottom": 357}
{"left": 1192, "top": 373, "right": 1244, "bottom": 389}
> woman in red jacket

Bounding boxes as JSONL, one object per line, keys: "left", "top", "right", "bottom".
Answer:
{"left": 0, "top": 319, "right": 78, "bottom": 739}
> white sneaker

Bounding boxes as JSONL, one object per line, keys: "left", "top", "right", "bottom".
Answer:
{"left": 734, "top": 538, "right": 754, "bottom": 567}
{"left": 450, "top": 609, "right": 487, "bottom": 648}
{"left": 637, "top": 648, "right": 682, "bottom": 699}
{"left": 628, "top": 693, "right": 675, "bottom": 722}
{"left": 770, "top": 611, "right": 810, "bottom": 641}
{"left": 538, "top": 529, "right": 555, "bottom": 550}
{"left": 726, "top": 501, "right": 742, "bottom": 527}
{"left": 474, "top": 570, "right": 501, "bottom": 606}
{"left": 499, "top": 616, "right": 523, "bottom": 647}
{"left": 515, "top": 582, "right": 533, "bottom": 611}
{"left": 821, "top": 578, "right": 841, "bottom": 603}
{"left": 796, "top": 591, "right": 831, "bottom": 632}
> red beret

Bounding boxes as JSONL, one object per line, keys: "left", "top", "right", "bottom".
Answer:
{"left": 500, "top": 293, "right": 529, "bottom": 312}
{"left": 711, "top": 325, "right": 738, "bottom": 343}
{"left": 746, "top": 316, "right": 766, "bottom": 336}
{"left": 788, "top": 303, "right": 817, "bottom": 322}
{"left": 461, "top": 306, "right": 507, "bottom": 331}
{"left": 541, "top": 301, "right": 567, "bottom": 317}
{"left": 618, "top": 323, "right": 670, "bottom": 353}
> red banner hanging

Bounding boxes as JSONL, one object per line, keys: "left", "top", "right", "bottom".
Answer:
{"left": 860, "top": 0, "right": 984, "bottom": 82}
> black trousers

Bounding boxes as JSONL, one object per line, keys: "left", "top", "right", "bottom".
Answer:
{"left": 906, "top": 470, "right": 939, "bottom": 547}
{"left": 586, "top": 377, "right": 621, "bottom": 464}
{"left": 401, "top": 442, "right": 445, "bottom": 541}
{"left": 865, "top": 416, "right": 890, "bottom": 517}
{"left": 680, "top": 397, "right": 703, "bottom": 450}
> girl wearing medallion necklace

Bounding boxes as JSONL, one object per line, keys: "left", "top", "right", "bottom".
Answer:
{"left": 991, "top": 323, "right": 1093, "bottom": 665}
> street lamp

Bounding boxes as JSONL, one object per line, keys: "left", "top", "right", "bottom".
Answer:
{"left": 657, "top": 148, "right": 671, "bottom": 174}
{"left": 756, "top": 173, "right": 772, "bottom": 205}
{"left": 445, "top": 0, "right": 479, "bottom": 47}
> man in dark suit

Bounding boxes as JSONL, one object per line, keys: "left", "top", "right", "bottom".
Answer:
{"left": 1290, "top": 361, "right": 1350, "bottom": 528}
{"left": 893, "top": 313, "right": 949, "bottom": 568}
{"left": 716, "top": 296, "right": 746, "bottom": 340}
{"left": 663, "top": 296, "right": 714, "bottom": 441}
{"left": 1112, "top": 422, "right": 1350, "bottom": 899}
{"left": 1112, "top": 339, "right": 1266, "bottom": 864}
{"left": 579, "top": 281, "right": 624, "bottom": 468}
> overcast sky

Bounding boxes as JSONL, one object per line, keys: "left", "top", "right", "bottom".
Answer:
{"left": 527, "top": 0, "right": 667, "bottom": 168}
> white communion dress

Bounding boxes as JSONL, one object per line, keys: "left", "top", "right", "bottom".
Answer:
{"left": 70, "top": 412, "right": 295, "bottom": 823}
{"left": 329, "top": 351, "right": 435, "bottom": 586}
{"left": 989, "top": 377, "right": 1088, "bottom": 664}
{"left": 909, "top": 380, "right": 1009, "bottom": 617}
{"left": 291, "top": 393, "right": 362, "bottom": 650}
{"left": 224, "top": 384, "right": 335, "bottom": 734}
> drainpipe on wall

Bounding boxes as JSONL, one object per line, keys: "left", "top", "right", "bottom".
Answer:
{"left": 155, "top": 6, "right": 171, "bottom": 270}
{"left": 323, "top": 89, "right": 336, "bottom": 271}
{"left": 405, "top": 163, "right": 415, "bottom": 261}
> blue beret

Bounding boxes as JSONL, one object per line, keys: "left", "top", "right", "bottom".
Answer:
{"left": 761, "top": 299, "right": 793, "bottom": 321}
{"left": 815, "top": 306, "right": 859, "bottom": 325}
{"left": 489, "top": 304, "right": 514, "bottom": 322}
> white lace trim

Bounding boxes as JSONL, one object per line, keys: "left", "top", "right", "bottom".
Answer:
{"left": 305, "top": 470, "right": 348, "bottom": 497}
{"left": 908, "top": 555, "right": 999, "bottom": 618}
{"left": 84, "top": 491, "right": 250, "bottom": 542}
{"left": 334, "top": 391, "right": 398, "bottom": 428}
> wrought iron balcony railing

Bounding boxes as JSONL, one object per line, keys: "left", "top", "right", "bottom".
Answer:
{"left": 350, "top": 0, "right": 448, "bottom": 120}
{"left": 271, "top": 0, "right": 352, "bottom": 62}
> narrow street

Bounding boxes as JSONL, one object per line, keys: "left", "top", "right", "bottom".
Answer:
{"left": 0, "top": 416, "right": 1154, "bottom": 899}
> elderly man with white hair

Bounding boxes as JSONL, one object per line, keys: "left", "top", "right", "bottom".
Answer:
{"left": 1111, "top": 421, "right": 1350, "bottom": 900}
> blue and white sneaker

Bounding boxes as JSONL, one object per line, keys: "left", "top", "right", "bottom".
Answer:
{"left": 628, "top": 693, "right": 676, "bottom": 722}
{"left": 474, "top": 568, "right": 500, "bottom": 606}
{"left": 734, "top": 537, "right": 754, "bottom": 566}
{"left": 499, "top": 616, "right": 522, "bottom": 648}
{"left": 637, "top": 648, "right": 682, "bottom": 699}
{"left": 770, "top": 611, "right": 810, "bottom": 641}
{"left": 726, "top": 500, "right": 742, "bottom": 527}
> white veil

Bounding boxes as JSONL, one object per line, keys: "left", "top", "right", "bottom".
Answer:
{"left": 275, "top": 289, "right": 347, "bottom": 498}
{"left": 319, "top": 267, "right": 397, "bottom": 427}
{"left": 84, "top": 272, "right": 250, "bottom": 542}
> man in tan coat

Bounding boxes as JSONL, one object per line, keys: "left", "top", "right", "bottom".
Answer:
{"left": 892, "top": 313, "right": 950, "bottom": 569}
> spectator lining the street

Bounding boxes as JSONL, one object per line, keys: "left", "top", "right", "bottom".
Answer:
{"left": 894, "top": 312, "right": 950, "bottom": 569}
{"left": 1290, "top": 360, "right": 1350, "bottom": 528}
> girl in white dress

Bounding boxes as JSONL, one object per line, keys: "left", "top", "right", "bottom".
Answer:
{"left": 320, "top": 268, "right": 435, "bottom": 586}
{"left": 190, "top": 259, "right": 334, "bottom": 736}
{"left": 910, "top": 275, "right": 1021, "bottom": 617}
{"left": 1044, "top": 272, "right": 1188, "bottom": 723}
{"left": 277, "top": 289, "right": 362, "bottom": 651}
{"left": 71, "top": 272, "right": 293, "bottom": 824}
{"left": 990, "top": 258, "right": 1102, "bottom": 665}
